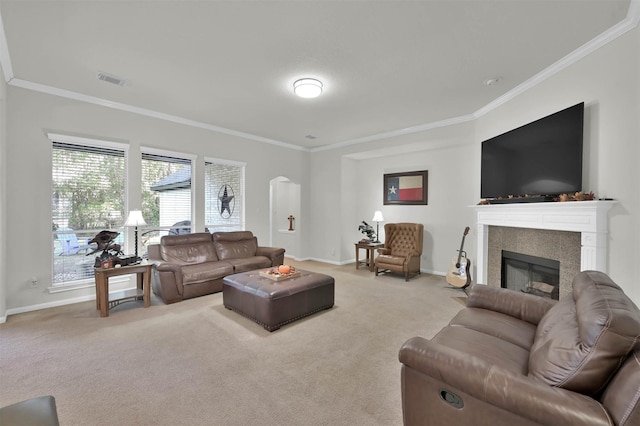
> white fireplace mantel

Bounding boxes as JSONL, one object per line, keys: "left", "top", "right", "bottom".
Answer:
{"left": 472, "top": 200, "right": 617, "bottom": 285}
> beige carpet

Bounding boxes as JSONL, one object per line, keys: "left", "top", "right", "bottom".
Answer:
{"left": 0, "top": 260, "right": 466, "bottom": 426}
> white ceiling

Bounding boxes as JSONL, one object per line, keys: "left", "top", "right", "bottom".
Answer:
{"left": 0, "top": 0, "right": 635, "bottom": 151}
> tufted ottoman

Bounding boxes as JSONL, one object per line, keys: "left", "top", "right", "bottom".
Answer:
{"left": 223, "top": 269, "right": 334, "bottom": 331}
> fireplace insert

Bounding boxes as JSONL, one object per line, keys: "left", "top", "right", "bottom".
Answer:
{"left": 501, "top": 250, "right": 560, "bottom": 300}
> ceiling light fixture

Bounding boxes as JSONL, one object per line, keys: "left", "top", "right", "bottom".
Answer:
{"left": 293, "top": 78, "right": 323, "bottom": 98}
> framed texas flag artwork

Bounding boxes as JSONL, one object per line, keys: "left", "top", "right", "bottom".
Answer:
{"left": 383, "top": 170, "right": 428, "bottom": 205}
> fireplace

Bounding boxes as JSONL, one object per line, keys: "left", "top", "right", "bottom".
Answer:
{"left": 501, "top": 250, "right": 560, "bottom": 299}
{"left": 472, "top": 200, "right": 617, "bottom": 300}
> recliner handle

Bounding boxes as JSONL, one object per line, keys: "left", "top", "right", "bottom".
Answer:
{"left": 439, "top": 389, "right": 464, "bottom": 409}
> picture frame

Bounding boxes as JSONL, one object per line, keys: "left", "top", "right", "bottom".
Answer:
{"left": 383, "top": 170, "right": 428, "bottom": 205}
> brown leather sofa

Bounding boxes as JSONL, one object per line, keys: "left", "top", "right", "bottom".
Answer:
{"left": 375, "top": 223, "right": 424, "bottom": 281}
{"left": 148, "top": 231, "right": 285, "bottom": 304}
{"left": 399, "top": 270, "right": 640, "bottom": 425}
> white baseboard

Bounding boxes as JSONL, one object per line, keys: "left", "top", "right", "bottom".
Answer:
{"left": 5, "top": 294, "right": 96, "bottom": 318}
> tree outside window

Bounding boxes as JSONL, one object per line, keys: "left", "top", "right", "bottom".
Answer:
{"left": 52, "top": 141, "right": 126, "bottom": 285}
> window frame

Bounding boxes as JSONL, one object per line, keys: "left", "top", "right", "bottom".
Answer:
{"left": 204, "top": 156, "right": 246, "bottom": 233}
{"left": 48, "top": 133, "right": 130, "bottom": 292}
{"left": 140, "top": 147, "right": 196, "bottom": 245}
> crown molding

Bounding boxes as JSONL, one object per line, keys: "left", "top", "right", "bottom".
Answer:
{"left": 474, "top": 0, "right": 640, "bottom": 119}
{"left": 0, "top": 10, "right": 14, "bottom": 82}
{"left": 311, "top": 114, "right": 475, "bottom": 153}
{"left": 1, "top": 2, "right": 638, "bottom": 152}
{"left": 7, "top": 78, "right": 308, "bottom": 152}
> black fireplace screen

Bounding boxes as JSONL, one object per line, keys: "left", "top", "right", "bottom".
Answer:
{"left": 501, "top": 250, "right": 560, "bottom": 300}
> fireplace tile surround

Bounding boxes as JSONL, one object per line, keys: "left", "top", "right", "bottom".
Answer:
{"left": 473, "top": 201, "right": 617, "bottom": 300}
{"left": 489, "top": 227, "right": 579, "bottom": 299}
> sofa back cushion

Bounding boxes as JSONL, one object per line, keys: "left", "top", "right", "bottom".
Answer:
{"left": 213, "top": 231, "right": 258, "bottom": 260}
{"left": 160, "top": 232, "right": 218, "bottom": 265}
{"left": 528, "top": 271, "right": 640, "bottom": 395}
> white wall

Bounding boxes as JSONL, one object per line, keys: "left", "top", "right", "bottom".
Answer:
{"left": 310, "top": 120, "right": 477, "bottom": 274}
{"left": 0, "top": 65, "right": 7, "bottom": 321}
{"left": 2, "top": 22, "right": 638, "bottom": 315}
{"left": 309, "top": 25, "right": 639, "bottom": 304}
{"left": 4, "top": 87, "right": 308, "bottom": 312}
{"left": 476, "top": 26, "right": 640, "bottom": 302}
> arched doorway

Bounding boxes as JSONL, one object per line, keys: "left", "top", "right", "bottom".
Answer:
{"left": 269, "top": 176, "right": 301, "bottom": 259}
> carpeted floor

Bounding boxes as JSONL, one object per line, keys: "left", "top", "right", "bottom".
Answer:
{"left": 0, "top": 260, "right": 466, "bottom": 425}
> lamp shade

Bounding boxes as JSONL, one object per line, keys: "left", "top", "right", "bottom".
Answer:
{"left": 124, "top": 210, "right": 146, "bottom": 227}
{"left": 372, "top": 211, "right": 384, "bottom": 222}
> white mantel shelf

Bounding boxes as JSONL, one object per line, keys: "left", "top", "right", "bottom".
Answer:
{"left": 471, "top": 200, "right": 617, "bottom": 285}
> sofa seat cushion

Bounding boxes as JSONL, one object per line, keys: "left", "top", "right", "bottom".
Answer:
{"left": 432, "top": 325, "right": 531, "bottom": 375}
{"left": 450, "top": 307, "right": 537, "bottom": 351}
{"left": 529, "top": 271, "right": 640, "bottom": 395}
{"left": 225, "top": 256, "right": 273, "bottom": 273}
{"left": 181, "top": 261, "right": 233, "bottom": 285}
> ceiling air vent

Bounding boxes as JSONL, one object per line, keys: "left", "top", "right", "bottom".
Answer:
{"left": 97, "top": 71, "right": 128, "bottom": 87}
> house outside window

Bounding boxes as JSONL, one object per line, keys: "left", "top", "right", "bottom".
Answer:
{"left": 205, "top": 158, "right": 245, "bottom": 233}
{"left": 140, "top": 150, "right": 194, "bottom": 252}
{"left": 50, "top": 135, "right": 127, "bottom": 286}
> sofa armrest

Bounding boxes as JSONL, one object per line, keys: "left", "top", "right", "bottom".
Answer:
{"left": 406, "top": 251, "right": 421, "bottom": 261}
{"left": 399, "top": 337, "right": 611, "bottom": 425}
{"left": 466, "top": 284, "right": 557, "bottom": 325}
{"left": 150, "top": 261, "right": 186, "bottom": 304}
{"left": 154, "top": 261, "right": 183, "bottom": 279}
{"left": 256, "top": 246, "right": 285, "bottom": 266}
{"left": 377, "top": 248, "right": 391, "bottom": 255}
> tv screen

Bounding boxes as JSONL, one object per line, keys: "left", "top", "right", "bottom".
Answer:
{"left": 481, "top": 102, "right": 584, "bottom": 200}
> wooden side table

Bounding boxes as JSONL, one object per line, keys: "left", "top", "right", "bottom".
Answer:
{"left": 355, "top": 242, "right": 384, "bottom": 272}
{"left": 94, "top": 263, "right": 152, "bottom": 317}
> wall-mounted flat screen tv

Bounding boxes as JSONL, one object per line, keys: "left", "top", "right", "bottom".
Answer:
{"left": 481, "top": 102, "right": 584, "bottom": 201}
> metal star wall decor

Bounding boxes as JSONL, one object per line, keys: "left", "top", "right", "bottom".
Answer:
{"left": 218, "top": 184, "right": 235, "bottom": 218}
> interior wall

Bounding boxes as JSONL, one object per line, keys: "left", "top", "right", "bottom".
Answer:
{"left": 309, "top": 120, "right": 477, "bottom": 275}
{"left": 476, "top": 25, "right": 639, "bottom": 302}
{"left": 308, "top": 25, "right": 639, "bottom": 306}
{"left": 0, "top": 65, "right": 7, "bottom": 321}
{"left": 4, "top": 87, "right": 308, "bottom": 312}
{"left": 2, "top": 18, "right": 638, "bottom": 314}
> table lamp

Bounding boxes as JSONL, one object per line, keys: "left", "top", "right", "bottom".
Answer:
{"left": 124, "top": 210, "right": 146, "bottom": 258}
{"left": 372, "top": 211, "right": 384, "bottom": 243}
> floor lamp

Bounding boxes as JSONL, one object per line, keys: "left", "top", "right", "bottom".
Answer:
{"left": 372, "top": 211, "right": 384, "bottom": 243}
{"left": 124, "top": 210, "right": 147, "bottom": 258}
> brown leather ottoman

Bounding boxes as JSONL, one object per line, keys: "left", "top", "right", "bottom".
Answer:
{"left": 223, "top": 269, "right": 334, "bottom": 331}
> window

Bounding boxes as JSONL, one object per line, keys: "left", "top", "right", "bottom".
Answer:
{"left": 205, "top": 158, "right": 245, "bottom": 232}
{"left": 51, "top": 136, "right": 127, "bottom": 286}
{"left": 140, "top": 151, "right": 193, "bottom": 252}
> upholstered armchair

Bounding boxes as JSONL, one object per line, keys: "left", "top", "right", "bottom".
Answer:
{"left": 375, "top": 223, "right": 424, "bottom": 281}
